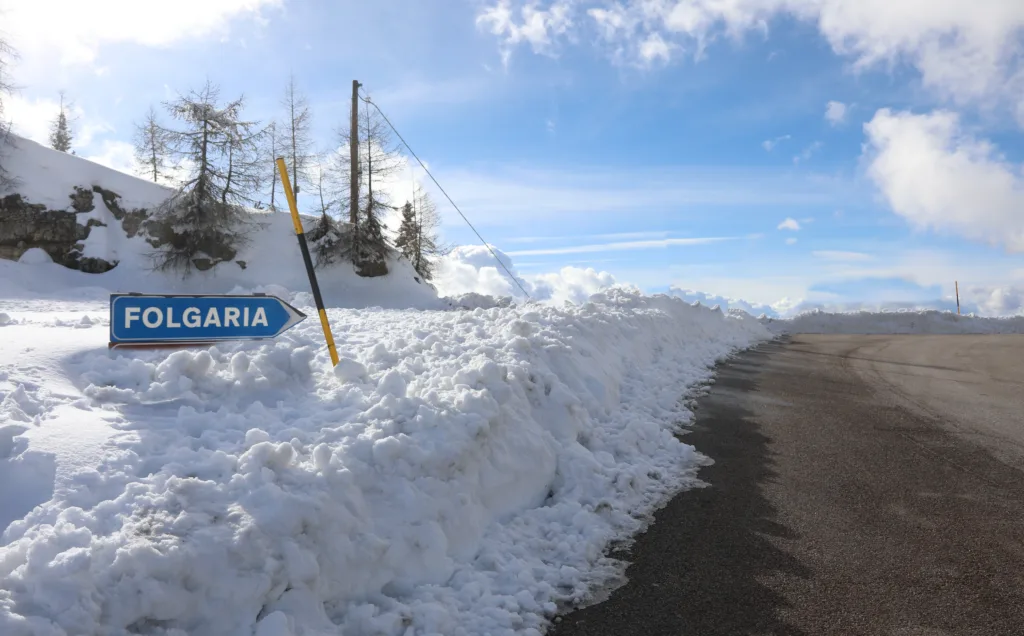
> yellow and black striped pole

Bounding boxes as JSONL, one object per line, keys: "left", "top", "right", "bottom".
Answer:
{"left": 276, "top": 157, "right": 340, "bottom": 366}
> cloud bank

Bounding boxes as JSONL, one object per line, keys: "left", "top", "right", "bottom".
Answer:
{"left": 432, "top": 244, "right": 620, "bottom": 305}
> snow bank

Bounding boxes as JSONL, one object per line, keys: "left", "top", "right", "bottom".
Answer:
{"left": 763, "top": 308, "right": 1024, "bottom": 334}
{"left": 0, "top": 290, "right": 769, "bottom": 636}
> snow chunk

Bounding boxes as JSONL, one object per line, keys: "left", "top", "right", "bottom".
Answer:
{"left": 333, "top": 357, "right": 368, "bottom": 383}
{"left": 17, "top": 248, "right": 52, "bottom": 265}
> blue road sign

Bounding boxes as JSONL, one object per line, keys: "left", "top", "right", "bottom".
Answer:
{"left": 109, "top": 294, "right": 306, "bottom": 344}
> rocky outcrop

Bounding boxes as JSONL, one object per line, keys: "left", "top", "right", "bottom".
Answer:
{"left": 0, "top": 194, "right": 88, "bottom": 265}
{"left": 0, "top": 186, "right": 155, "bottom": 272}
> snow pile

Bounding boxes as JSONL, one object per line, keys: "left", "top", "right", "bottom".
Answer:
{"left": 0, "top": 290, "right": 769, "bottom": 636}
{"left": 763, "top": 308, "right": 1024, "bottom": 334}
{"left": 0, "top": 136, "right": 442, "bottom": 311}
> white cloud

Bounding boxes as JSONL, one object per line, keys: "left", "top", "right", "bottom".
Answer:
{"left": 435, "top": 165, "right": 852, "bottom": 227}
{"left": 638, "top": 33, "right": 672, "bottom": 64}
{"left": 812, "top": 250, "right": 872, "bottom": 261}
{"left": 432, "top": 244, "right": 619, "bottom": 305}
{"left": 3, "top": 0, "right": 282, "bottom": 73}
{"left": 86, "top": 140, "right": 136, "bottom": 175}
{"left": 506, "top": 235, "right": 743, "bottom": 256}
{"left": 762, "top": 134, "right": 790, "bottom": 151}
{"left": 793, "top": 140, "right": 822, "bottom": 164}
{"left": 530, "top": 266, "right": 619, "bottom": 305}
{"left": 476, "top": 0, "right": 573, "bottom": 67}
{"left": 962, "top": 284, "right": 1024, "bottom": 316}
{"left": 777, "top": 217, "right": 800, "bottom": 231}
{"left": 4, "top": 95, "right": 62, "bottom": 145}
{"left": 864, "top": 108, "right": 1024, "bottom": 251}
{"left": 478, "top": 0, "right": 1024, "bottom": 117}
{"left": 506, "top": 230, "right": 671, "bottom": 243}
{"left": 825, "top": 100, "right": 847, "bottom": 125}
{"left": 785, "top": 237, "right": 798, "bottom": 245}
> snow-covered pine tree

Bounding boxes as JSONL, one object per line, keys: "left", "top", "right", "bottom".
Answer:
{"left": 0, "top": 37, "right": 15, "bottom": 188}
{"left": 282, "top": 75, "right": 314, "bottom": 205}
{"left": 355, "top": 103, "right": 400, "bottom": 277}
{"left": 133, "top": 106, "right": 170, "bottom": 184}
{"left": 394, "top": 201, "right": 417, "bottom": 259}
{"left": 49, "top": 91, "right": 74, "bottom": 153}
{"left": 404, "top": 186, "right": 447, "bottom": 281}
{"left": 149, "top": 81, "right": 260, "bottom": 275}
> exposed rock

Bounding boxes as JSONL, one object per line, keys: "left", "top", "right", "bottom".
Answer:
{"left": 1, "top": 184, "right": 250, "bottom": 277}
{"left": 0, "top": 193, "right": 85, "bottom": 263}
{"left": 356, "top": 260, "right": 389, "bottom": 278}
{"left": 192, "top": 258, "right": 215, "bottom": 271}
{"left": 2, "top": 189, "right": 123, "bottom": 272}
{"left": 69, "top": 187, "right": 95, "bottom": 213}
{"left": 76, "top": 256, "right": 118, "bottom": 274}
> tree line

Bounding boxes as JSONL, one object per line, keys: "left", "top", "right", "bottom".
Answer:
{"left": 0, "top": 37, "right": 443, "bottom": 283}
{"left": 132, "top": 77, "right": 445, "bottom": 281}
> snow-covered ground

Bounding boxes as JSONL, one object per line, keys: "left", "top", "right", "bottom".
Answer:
{"left": 0, "top": 279, "right": 770, "bottom": 636}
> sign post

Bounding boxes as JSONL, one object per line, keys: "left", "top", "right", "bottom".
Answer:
{"left": 109, "top": 293, "right": 306, "bottom": 348}
{"left": 277, "top": 156, "right": 340, "bottom": 367}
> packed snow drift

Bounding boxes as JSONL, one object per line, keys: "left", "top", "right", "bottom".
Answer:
{"left": 0, "top": 285, "right": 770, "bottom": 636}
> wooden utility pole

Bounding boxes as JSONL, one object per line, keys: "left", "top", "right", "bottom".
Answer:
{"left": 955, "top": 280, "right": 961, "bottom": 315}
{"left": 350, "top": 80, "right": 361, "bottom": 226}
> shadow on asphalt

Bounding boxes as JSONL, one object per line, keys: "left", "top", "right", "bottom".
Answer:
{"left": 548, "top": 341, "right": 810, "bottom": 636}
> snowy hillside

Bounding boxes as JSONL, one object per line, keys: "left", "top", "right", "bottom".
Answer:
{"left": 0, "top": 289, "right": 769, "bottom": 635}
{"left": 762, "top": 308, "right": 1024, "bottom": 334}
{"left": 0, "top": 136, "right": 442, "bottom": 310}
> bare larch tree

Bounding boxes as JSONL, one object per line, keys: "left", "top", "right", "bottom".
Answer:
{"left": 133, "top": 105, "right": 171, "bottom": 184}
{"left": 150, "top": 80, "right": 262, "bottom": 274}
{"left": 282, "top": 75, "right": 314, "bottom": 206}
{"left": 318, "top": 102, "right": 399, "bottom": 274}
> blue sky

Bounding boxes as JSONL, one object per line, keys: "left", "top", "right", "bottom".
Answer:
{"left": 4, "top": 0, "right": 1024, "bottom": 312}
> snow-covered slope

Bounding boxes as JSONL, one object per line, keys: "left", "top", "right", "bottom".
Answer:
{"left": 763, "top": 308, "right": 1024, "bottom": 334}
{"left": 0, "top": 290, "right": 769, "bottom": 636}
{"left": 1, "top": 136, "right": 442, "bottom": 310}
{"left": 2, "top": 135, "right": 173, "bottom": 212}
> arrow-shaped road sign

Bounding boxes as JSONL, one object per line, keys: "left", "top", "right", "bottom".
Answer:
{"left": 109, "top": 294, "right": 306, "bottom": 345}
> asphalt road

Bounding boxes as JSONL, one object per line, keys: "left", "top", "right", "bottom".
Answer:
{"left": 549, "top": 335, "right": 1024, "bottom": 636}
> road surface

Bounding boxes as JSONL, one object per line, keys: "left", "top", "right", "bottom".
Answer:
{"left": 550, "top": 335, "right": 1024, "bottom": 636}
